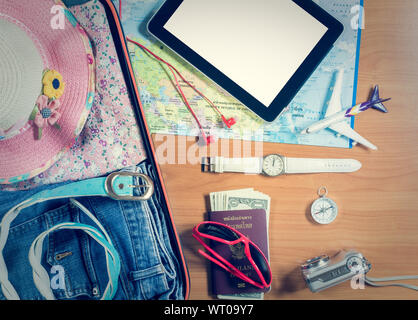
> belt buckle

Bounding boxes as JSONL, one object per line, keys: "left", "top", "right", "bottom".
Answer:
{"left": 105, "top": 171, "right": 154, "bottom": 201}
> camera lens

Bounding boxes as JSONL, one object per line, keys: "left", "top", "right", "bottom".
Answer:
{"left": 346, "top": 256, "right": 364, "bottom": 273}
{"left": 301, "top": 254, "right": 330, "bottom": 271}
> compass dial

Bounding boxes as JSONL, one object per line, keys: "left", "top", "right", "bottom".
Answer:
{"left": 310, "top": 197, "right": 338, "bottom": 224}
{"left": 262, "top": 154, "right": 284, "bottom": 177}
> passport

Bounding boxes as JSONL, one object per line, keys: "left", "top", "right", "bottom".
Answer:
{"left": 208, "top": 209, "right": 269, "bottom": 295}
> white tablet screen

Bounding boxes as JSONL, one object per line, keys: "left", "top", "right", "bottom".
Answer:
{"left": 164, "top": 0, "right": 328, "bottom": 107}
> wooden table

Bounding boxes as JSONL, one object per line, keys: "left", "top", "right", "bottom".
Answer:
{"left": 152, "top": 0, "right": 418, "bottom": 300}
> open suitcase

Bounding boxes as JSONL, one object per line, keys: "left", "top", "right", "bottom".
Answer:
{"left": 99, "top": 0, "right": 190, "bottom": 299}
{"left": 0, "top": 0, "right": 190, "bottom": 300}
{"left": 100, "top": 0, "right": 190, "bottom": 300}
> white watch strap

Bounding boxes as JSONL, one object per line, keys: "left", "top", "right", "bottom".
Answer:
{"left": 202, "top": 157, "right": 262, "bottom": 174}
{"left": 284, "top": 157, "right": 362, "bottom": 174}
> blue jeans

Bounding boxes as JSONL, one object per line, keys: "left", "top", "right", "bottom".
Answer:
{"left": 0, "top": 161, "right": 184, "bottom": 300}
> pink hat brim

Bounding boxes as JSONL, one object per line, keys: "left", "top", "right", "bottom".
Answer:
{"left": 0, "top": 0, "right": 94, "bottom": 183}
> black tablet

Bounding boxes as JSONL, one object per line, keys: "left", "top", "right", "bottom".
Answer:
{"left": 147, "top": 0, "right": 343, "bottom": 122}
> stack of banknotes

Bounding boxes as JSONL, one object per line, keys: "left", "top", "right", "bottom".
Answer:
{"left": 209, "top": 188, "right": 271, "bottom": 225}
{"left": 209, "top": 188, "right": 271, "bottom": 300}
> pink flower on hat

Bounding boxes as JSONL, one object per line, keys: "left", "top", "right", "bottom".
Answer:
{"left": 31, "top": 95, "right": 61, "bottom": 140}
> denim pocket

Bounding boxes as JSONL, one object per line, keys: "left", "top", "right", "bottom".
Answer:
{"left": 2, "top": 202, "right": 102, "bottom": 300}
{"left": 44, "top": 203, "right": 101, "bottom": 299}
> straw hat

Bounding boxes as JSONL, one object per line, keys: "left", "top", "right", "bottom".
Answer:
{"left": 0, "top": 0, "right": 95, "bottom": 184}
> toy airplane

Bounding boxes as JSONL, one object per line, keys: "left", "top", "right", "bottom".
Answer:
{"left": 300, "top": 69, "right": 390, "bottom": 150}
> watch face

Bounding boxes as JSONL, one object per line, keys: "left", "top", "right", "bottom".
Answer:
{"left": 262, "top": 154, "right": 284, "bottom": 176}
{"left": 310, "top": 197, "right": 338, "bottom": 224}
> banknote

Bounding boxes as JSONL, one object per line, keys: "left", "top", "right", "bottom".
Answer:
{"left": 209, "top": 188, "right": 271, "bottom": 300}
{"left": 226, "top": 195, "right": 270, "bottom": 224}
{"left": 210, "top": 188, "right": 254, "bottom": 212}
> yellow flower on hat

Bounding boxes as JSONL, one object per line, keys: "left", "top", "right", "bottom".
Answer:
{"left": 42, "top": 70, "right": 65, "bottom": 99}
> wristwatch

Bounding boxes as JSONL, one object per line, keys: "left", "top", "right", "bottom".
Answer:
{"left": 201, "top": 154, "right": 362, "bottom": 176}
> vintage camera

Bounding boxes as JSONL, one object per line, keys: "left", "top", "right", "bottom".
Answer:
{"left": 301, "top": 250, "right": 372, "bottom": 293}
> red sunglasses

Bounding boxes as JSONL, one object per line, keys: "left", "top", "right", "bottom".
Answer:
{"left": 192, "top": 221, "right": 272, "bottom": 290}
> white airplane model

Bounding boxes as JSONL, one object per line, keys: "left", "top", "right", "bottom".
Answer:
{"left": 300, "top": 69, "right": 390, "bottom": 150}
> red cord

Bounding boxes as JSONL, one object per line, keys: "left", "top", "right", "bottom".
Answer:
{"left": 128, "top": 38, "right": 213, "bottom": 144}
{"left": 167, "top": 63, "right": 212, "bottom": 144}
{"left": 119, "top": 1, "right": 235, "bottom": 144}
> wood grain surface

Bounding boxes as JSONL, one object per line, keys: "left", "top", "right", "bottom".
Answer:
{"left": 151, "top": 0, "right": 418, "bottom": 300}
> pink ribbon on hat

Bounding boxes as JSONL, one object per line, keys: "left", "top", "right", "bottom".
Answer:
{"left": 32, "top": 95, "right": 61, "bottom": 139}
